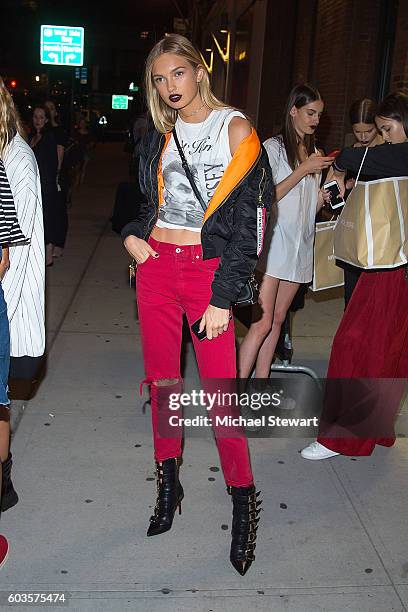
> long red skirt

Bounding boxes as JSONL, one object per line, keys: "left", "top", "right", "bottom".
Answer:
{"left": 317, "top": 266, "right": 408, "bottom": 455}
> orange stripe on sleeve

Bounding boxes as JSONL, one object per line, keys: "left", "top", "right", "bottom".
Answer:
{"left": 203, "top": 128, "right": 261, "bottom": 222}
{"left": 157, "top": 132, "right": 172, "bottom": 207}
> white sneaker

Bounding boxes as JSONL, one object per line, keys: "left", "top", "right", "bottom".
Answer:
{"left": 301, "top": 441, "right": 340, "bottom": 460}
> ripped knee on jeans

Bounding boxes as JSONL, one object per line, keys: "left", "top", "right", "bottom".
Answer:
{"left": 152, "top": 378, "right": 180, "bottom": 387}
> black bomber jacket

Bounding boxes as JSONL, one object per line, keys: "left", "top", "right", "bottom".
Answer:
{"left": 121, "top": 126, "right": 275, "bottom": 309}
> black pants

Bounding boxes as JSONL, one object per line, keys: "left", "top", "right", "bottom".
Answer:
{"left": 343, "top": 263, "right": 362, "bottom": 308}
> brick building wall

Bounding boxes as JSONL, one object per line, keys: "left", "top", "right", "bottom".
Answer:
{"left": 198, "top": 0, "right": 406, "bottom": 147}
{"left": 343, "top": 0, "right": 383, "bottom": 111}
{"left": 255, "top": 0, "right": 383, "bottom": 147}
{"left": 292, "top": 0, "right": 317, "bottom": 85}
{"left": 310, "top": 0, "right": 355, "bottom": 148}
{"left": 390, "top": 0, "right": 408, "bottom": 90}
{"left": 256, "top": 0, "right": 297, "bottom": 141}
{"left": 291, "top": 0, "right": 382, "bottom": 149}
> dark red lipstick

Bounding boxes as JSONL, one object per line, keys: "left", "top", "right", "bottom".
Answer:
{"left": 169, "top": 94, "right": 182, "bottom": 102}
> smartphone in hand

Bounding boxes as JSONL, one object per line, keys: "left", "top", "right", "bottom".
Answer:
{"left": 327, "top": 149, "right": 341, "bottom": 158}
{"left": 191, "top": 315, "right": 233, "bottom": 341}
{"left": 191, "top": 318, "right": 207, "bottom": 341}
{"left": 323, "top": 180, "right": 345, "bottom": 210}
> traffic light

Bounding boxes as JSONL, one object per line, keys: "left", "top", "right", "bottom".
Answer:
{"left": 4, "top": 78, "right": 18, "bottom": 90}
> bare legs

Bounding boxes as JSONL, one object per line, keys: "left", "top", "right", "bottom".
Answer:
{"left": 45, "top": 243, "right": 54, "bottom": 267}
{"left": 0, "top": 420, "right": 9, "bottom": 462}
{"left": 238, "top": 275, "right": 300, "bottom": 379}
{"left": 254, "top": 280, "right": 300, "bottom": 377}
{"left": 238, "top": 275, "right": 279, "bottom": 379}
{"left": 46, "top": 243, "right": 64, "bottom": 266}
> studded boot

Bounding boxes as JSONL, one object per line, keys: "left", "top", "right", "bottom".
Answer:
{"left": 147, "top": 458, "right": 184, "bottom": 537}
{"left": 228, "top": 484, "right": 262, "bottom": 575}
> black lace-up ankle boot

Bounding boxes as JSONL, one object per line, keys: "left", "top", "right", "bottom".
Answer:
{"left": 228, "top": 484, "right": 262, "bottom": 575}
{"left": 147, "top": 458, "right": 184, "bottom": 537}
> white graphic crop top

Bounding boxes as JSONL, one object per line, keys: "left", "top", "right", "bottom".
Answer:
{"left": 156, "top": 108, "right": 246, "bottom": 232}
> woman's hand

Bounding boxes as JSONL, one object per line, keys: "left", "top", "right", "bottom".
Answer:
{"left": 332, "top": 170, "right": 346, "bottom": 197}
{"left": 123, "top": 235, "right": 159, "bottom": 264}
{"left": 324, "top": 166, "right": 347, "bottom": 201}
{"left": 300, "top": 153, "right": 334, "bottom": 176}
{"left": 199, "top": 305, "right": 230, "bottom": 340}
{"left": 317, "top": 188, "right": 331, "bottom": 212}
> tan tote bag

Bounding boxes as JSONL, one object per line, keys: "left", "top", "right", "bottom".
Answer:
{"left": 310, "top": 220, "right": 344, "bottom": 291}
{"left": 334, "top": 148, "right": 408, "bottom": 269}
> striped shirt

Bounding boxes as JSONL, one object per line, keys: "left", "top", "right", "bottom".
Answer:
{"left": 0, "top": 158, "right": 27, "bottom": 245}
{"left": 2, "top": 134, "right": 45, "bottom": 357}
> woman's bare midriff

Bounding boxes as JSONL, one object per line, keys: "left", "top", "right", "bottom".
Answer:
{"left": 151, "top": 226, "right": 202, "bottom": 245}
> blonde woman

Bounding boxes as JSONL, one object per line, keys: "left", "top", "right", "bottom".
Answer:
{"left": 122, "top": 34, "right": 273, "bottom": 575}
{"left": 0, "top": 76, "right": 45, "bottom": 510}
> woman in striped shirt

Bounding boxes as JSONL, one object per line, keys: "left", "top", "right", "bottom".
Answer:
{"left": 0, "top": 76, "right": 45, "bottom": 511}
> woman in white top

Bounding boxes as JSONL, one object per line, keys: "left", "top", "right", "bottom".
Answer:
{"left": 239, "top": 84, "right": 333, "bottom": 379}
{"left": 122, "top": 34, "right": 273, "bottom": 576}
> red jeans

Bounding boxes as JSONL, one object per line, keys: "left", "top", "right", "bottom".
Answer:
{"left": 136, "top": 237, "right": 253, "bottom": 487}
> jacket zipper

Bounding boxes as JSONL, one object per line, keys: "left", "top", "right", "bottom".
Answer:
{"left": 258, "top": 167, "right": 266, "bottom": 205}
{"left": 145, "top": 135, "right": 164, "bottom": 237}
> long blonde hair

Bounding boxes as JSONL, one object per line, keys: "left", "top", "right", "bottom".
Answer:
{"left": 145, "top": 34, "right": 228, "bottom": 133}
{"left": 0, "top": 76, "right": 26, "bottom": 158}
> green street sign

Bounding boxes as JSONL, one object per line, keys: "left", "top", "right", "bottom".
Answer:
{"left": 40, "top": 25, "right": 84, "bottom": 66}
{"left": 112, "top": 95, "right": 129, "bottom": 110}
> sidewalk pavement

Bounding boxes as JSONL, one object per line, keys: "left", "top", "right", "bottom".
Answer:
{"left": 0, "top": 144, "right": 407, "bottom": 612}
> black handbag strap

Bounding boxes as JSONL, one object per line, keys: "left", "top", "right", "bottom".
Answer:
{"left": 172, "top": 128, "right": 207, "bottom": 214}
